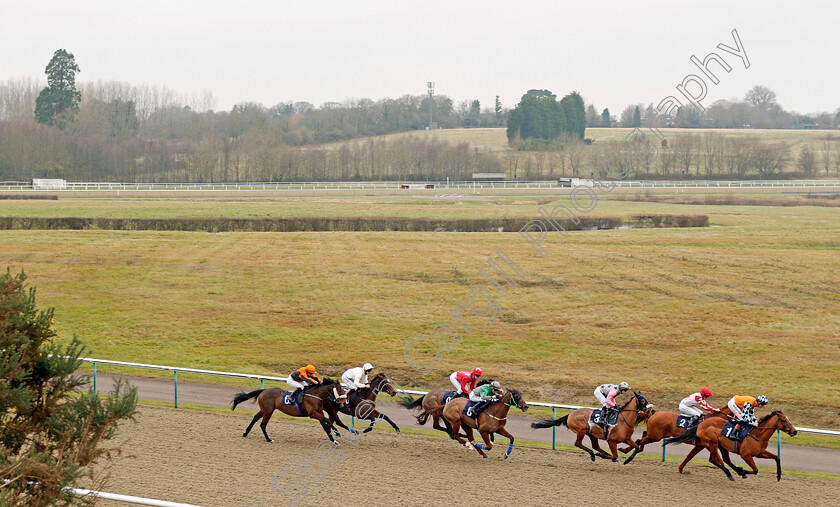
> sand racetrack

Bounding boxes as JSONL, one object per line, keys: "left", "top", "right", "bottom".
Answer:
{"left": 94, "top": 406, "right": 839, "bottom": 507}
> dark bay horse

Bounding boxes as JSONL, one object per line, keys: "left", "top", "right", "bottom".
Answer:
{"left": 231, "top": 378, "right": 347, "bottom": 443}
{"left": 329, "top": 372, "right": 401, "bottom": 433}
{"left": 620, "top": 406, "right": 732, "bottom": 464}
{"left": 419, "top": 388, "right": 528, "bottom": 458}
{"left": 532, "top": 391, "right": 653, "bottom": 462}
{"left": 666, "top": 410, "right": 797, "bottom": 481}
{"left": 401, "top": 379, "right": 491, "bottom": 434}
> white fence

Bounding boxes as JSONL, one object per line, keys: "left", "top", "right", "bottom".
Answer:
{"left": 2, "top": 179, "right": 840, "bottom": 192}
{"left": 78, "top": 356, "right": 840, "bottom": 438}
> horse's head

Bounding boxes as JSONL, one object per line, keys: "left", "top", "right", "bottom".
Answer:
{"left": 322, "top": 377, "right": 348, "bottom": 404}
{"left": 769, "top": 411, "right": 797, "bottom": 436}
{"left": 633, "top": 391, "right": 655, "bottom": 415}
{"left": 506, "top": 388, "right": 529, "bottom": 412}
{"left": 371, "top": 373, "right": 397, "bottom": 397}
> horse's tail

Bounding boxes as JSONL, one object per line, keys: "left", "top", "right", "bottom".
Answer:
{"left": 399, "top": 394, "right": 424, "bottom": 410}
{"left": 417, "top": 405, "right": 444, "bottom": 426}
{"left": 231, "top": 389, "right": 264, "bottom": 410}
{"left": 664, "top": 426, "right": 698, "bottom": 445}
{"left": 532, "top": 414, "right": 568, "bottom": 429}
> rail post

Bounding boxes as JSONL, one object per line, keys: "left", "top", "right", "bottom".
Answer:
{"left": 662, "top": 441, "right": 666, "bottom": 462}
{"left": 552, "top": 408, "right": 556, "bottom": 450}
{"left": 93, "top": 362, "right": 97, "bottom": 393}
{"left": 777, "top": 429, "right": 781, "bottom": 457}
{"left": 174, "top": 370, "right": 178, "bottom": 408}
{"left": 261, "top": 379, "right": 264, "bottom": 389}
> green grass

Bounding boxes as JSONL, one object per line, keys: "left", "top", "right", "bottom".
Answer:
{"left": 2, "top": 196, "right": 839, "bottom": 434}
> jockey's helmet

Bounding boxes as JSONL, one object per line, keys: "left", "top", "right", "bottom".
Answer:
{"left": 618, "top": 381, "right": 630, "bottom": 391}
{"left": 756, "top": 395, "right": 768, "bottom": 405}
{"left": 472, "top": 367, "right": 482, "bottom": 377}
{"left": 700, "top": 387, "right": 712, "bottom": 397}
{"left": 363, "top": 363, "right": 374, "bottom": 372}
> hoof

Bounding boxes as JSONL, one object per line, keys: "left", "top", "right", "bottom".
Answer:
{"left": 266, "top": 440, "right": 274, "bottom": 443}
{"left": 363, "top": 428, "right": 372, "bottom": 433}
{"left": 776, "top": 476, "right": 781, "bottom": 482}
{"left": 728, "top": 476, "right": 736, "bottom": 482}
{"left": 611, "top": 458, "right": 618, "bottom": 462}
{"left": 242, "top": 433, "right": 248, "bottom": 438}
{"left": 482, "top": 455, "right": 489, "bottom": 459}
{"left": 504, "top": 454, "right": 510, "bottom": 460}
{"left": 590, "top": 454, "right": 596, "bottom": 462}
{"left": 395, "top": 429, "right": 401, "bottom": 434}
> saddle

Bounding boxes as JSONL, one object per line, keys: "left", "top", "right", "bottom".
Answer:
{"left": 462, "top": 400, "right": 488, "bottom": 429}
{"left": 676, "top": 415, "right": 699, "bottom": 429}
{"left": 591, "top": 408, "right": 618, "bottom": 426}
{"left": 721, "top": 421, "right": 750, "bottom": 443}
{"left": 282, "top": 390, "right": 303, "bottom": 407}
{"left": 442, "top": 391, "right": 459, "bottom": 404}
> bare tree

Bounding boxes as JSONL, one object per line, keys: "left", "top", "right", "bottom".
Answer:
{"left": 797, "top": 145, "right": 817, "bottom": 177}
{"left": 821, "top": 138, "right": 832, "bottom": 176}
{"left": 751, "top": 142, "right": 789, "bottom": 178}
{"left": 745, "top": 85, "right": 777, "bottom": 110}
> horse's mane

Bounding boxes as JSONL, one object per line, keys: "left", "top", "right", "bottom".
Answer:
{"left": 477, "top": 379, "right": 494, "bottom": 387}
{"left": 757, "top": 410, "right": 782, "bottom": 426}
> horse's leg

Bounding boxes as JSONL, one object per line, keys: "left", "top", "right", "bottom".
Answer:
{"left": 449, "top": 417, "right": 467, "bottom": 445}
{"left": 325, "top": 405, "right": 351, "bottom": 436}
{"left": 496, "top": 427, "right": 515, "bottom": 459}
{"left": 243, "top": 412, "right": 262, "bottom": 438}
{"left": 589, "top": 435, "right": 611, "bottom": 459}
{"left": 720, "top": 449, "right": 746, "bottom": 478}
{"left": 678, "top": 444, "right": 704, "bottom": 474}
{"left": 259, "top": 410, "right": 274, "bottom": 443}
{"left": 606, "top": 439, "right": 619, "bottom": 462}
{"left": 576, "top": 430, "right": 597, "bottom": 462}
{"left": 753, "top": 450, "right": 781, "bottom": 481}
{"left": 366, "top": 408, "right": 400, "bottom": 434}
{"left": 463, "top": 424, "right": 486, "bottom": 457}
{"left": 310, "top": 411, "right": 336, "bottom": 444}
{"left": 708, "top": 444, "right": 735, "bottom": 482}
{"left": 479, "top": 430, "right": 493, "bottom": 452}
{"left": 620, "top": 430, "right": 646, "bottom": 453}
{"left": 621, "top": 434, "right": 647, "bottom": 464}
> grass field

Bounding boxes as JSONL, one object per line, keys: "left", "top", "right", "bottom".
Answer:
{"left": 2, "top": 193, "right": 838, "bottom": 432}
{"left": 314, "top": 127, "right": 840, "bottom": 153}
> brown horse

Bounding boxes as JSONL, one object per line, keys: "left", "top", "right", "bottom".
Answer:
{"left": 532, "top": 391, "right": 653, "bottom": 462}
{"left": 328, "top": 372, "right": 401, "bottom": 433}
{"left": 231, "top": 378, "right": 347, "bottom": 443}
{"left": 400, "top": 379, "right": 491, "bottom": 434}
{"left": 620, "top": 406, "right": 732, "bottom": 464}
{"left": 666, "top": 410, "right": 797, "bottom": 481}
{"left": 418, "top": 388, "right": 528, "bottom": 458}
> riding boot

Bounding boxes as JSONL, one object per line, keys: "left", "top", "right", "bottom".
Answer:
{"left": 290, "top": 388, "right": 302, "bottom": 404}
{"left": 690, "top": 415, "right": 701, "bottom": 427}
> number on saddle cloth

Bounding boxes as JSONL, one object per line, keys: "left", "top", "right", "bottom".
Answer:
{"left": 591, "top": 409, "right": 617, "bottom": 425}
{"left": 282, "top": 391, "right": 296, "bottom": 406}
{"left": 442, "top": 391, "right": 458, "bottom": 404}
{"left": 676, "top": 415, "right": 692, "bottom": 428}
{"left": 463, "top": 400, "right": 478, "bottom": 417}
{"left": 721, "top": 421, "right": 749, "bottom": 442}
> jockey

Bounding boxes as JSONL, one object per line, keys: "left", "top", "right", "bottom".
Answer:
{"left": 594, "top": 381, "right": 630, "bottom": 424}
{"left": 286, "top": 364, "right": 322, "bottom": 400}
{"left": 468, "top": 380, "right": 503, "bottom": 416}
{"left": 341, "top": 363, "right": 374, "bottom": 397}
{"left": 678, "top": 388, "right": 718, "bottom": 427}
{"left": 449, "top": 367, "right": 482, "bottom": 397}
{"left": 727, "top": 395, "right": 769, "bottom": 429}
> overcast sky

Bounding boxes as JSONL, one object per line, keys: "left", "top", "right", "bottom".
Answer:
{"left": 1, "top": 0, "right": 837, "bottom": 114}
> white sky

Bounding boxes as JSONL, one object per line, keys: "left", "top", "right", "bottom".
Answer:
{"left": 1, "top": 0, "right": 837, "bottom": 114}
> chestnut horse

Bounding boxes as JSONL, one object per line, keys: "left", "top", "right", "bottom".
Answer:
{"left": 328, "top": 373, "right": 401, "bottom": 433}
{"left": 620, "top": 406, "right": 733, "bottom": 464}
{"left": 532, "top": 391, "right": 653, "bottom": 462}
{"left": 666, "top": 410, "right": 797, "bottom": 481}
{"left": 418, "top": 388, "right": 528, "bottom": 458}
{"left": 231, "top": 378, "right": 347, "bottom": 443}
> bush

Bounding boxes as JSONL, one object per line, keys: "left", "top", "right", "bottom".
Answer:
{"left": 0, "top": 269, "right": 137, "bottom": 506}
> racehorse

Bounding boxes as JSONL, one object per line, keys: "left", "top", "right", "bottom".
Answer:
{"left": 231, "top": 378, "right": 347, "bottom": 443}
{"left": 329, "top": 372, "right": 401, "bottom": 433}
{"left": 418, "top": 388, "right": 528, "bottom": 458}
{"left": 532, "top": 391, "right": 653, "bottom": 462}
{"left": 665, "top": 410, "right": 797, "bottom": 481}
{"left": 400, "top": 379, "right": 491, "bottom": 434}
{"left": 620, "top": 406, "right": 732, "bottom": 464}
